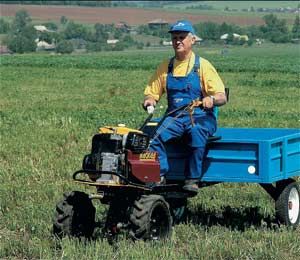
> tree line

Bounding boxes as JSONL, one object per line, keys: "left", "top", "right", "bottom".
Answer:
{"left": 194, "top": 14, "right": 300, "bottom": 45}
{"left": 0, "top": 10, "right": 145, "bottom": 53}
{"left": 138, "top": 14, "right": 300, "bottom": 45}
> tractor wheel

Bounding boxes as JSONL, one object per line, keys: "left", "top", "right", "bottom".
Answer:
{"left": 53, "top": 191, "right": 96, "bottom": 238}
{"left": 275, "top": 181, "right": 300, "bottom": 228}
{"left": 129, "top": 195, "right": 172, "bottom": 241}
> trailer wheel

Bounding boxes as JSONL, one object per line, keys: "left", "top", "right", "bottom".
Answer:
{"left": 275, "top": 182, "right": 300, "bottom": 228}
{"left": 53, "top": 191, "right": 95, "bottom": 238}
{"left": 129, "top": 195, "right": 172, "bottom": 241}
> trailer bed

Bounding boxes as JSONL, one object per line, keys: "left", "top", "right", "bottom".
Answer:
{"left": 167, "top": 128, "right": 300, "bottom": 183}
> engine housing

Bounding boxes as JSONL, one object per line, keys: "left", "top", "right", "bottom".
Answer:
{"left": 82, "top": 130, "right": 160, "bottom": 184}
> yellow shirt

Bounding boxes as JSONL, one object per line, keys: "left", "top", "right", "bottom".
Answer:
{"left": 144, "top": 52, "right": 225, "bottom": 101}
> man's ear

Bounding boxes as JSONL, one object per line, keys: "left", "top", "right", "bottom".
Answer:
{"left": 191, "top": 36, "right": 196, "bottom": 44}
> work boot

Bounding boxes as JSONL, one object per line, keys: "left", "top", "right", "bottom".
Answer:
{"left": 159, "top": 176, "right": 166, "bottom": 185}
{"left": 146, "top": 176, "right": 166, "bottom": 188}
{"left": 182, "top": 179, "right": 199, "bottom": 193}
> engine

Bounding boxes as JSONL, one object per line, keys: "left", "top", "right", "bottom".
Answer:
{"left": 81, "top": 126, "right": 159, "bottom": 184}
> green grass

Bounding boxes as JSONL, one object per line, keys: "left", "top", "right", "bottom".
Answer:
{"left": 160, "top": 1, "right": 298, "bottom": 24}
{"left": 163, "top": 1, "right": 299, "bottom": 11}
{"left": 0, "top": 43, "right": 300, "bottom": 259}
{"left": 168, "top": 9, "right": 296, "bottom": 25}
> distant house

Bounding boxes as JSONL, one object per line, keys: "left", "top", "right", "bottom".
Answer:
{"left": 107, "top": 39, "right": 119, "bottom": 45}
{"left": 220, "top": 33, "right": 229, "bottom": 40}
{"left": 239, "top": 35, "right": 249, "bottom": 41}
{"left": 194, "top": 35, "right": 202, "bottom": 44}
{"left": 116, "top": 21, "right": 131, "bottom": 33}
{"left": 34, "top": 25, "right": 52, "bottom": 33}
{"left": 162, "top": 40, "right": 172, "bottom": 46}
{"left": 220, "top": 33, "right": 248, "bottom": 41}
{"left": 36, "top": 40, "right": 55, "bottom": 50}
{"left": 220, "top": 33, "right": 241, "bottom": 40}
{"left": 34, "top": 25, "right": 56, "bottom": 51}
{"left": 148, "top": 19, "right": 169, "bottom": 29}
{"left": 0, "top": 45, "right": 12, "bottom": 55}
{"left": 256, "top": 39, "right": 262, "bottom": 45}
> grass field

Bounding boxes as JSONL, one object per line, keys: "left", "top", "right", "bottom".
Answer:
{"left": 164, "top": 1, "right": 299, "bottom": 10}
{"left": 162, "top": 1, "right": 298, "bottom": 23}
{"left": 0, "top": 43, "right": 300, "bottom": 259}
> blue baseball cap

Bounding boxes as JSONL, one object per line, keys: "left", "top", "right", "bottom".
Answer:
{"left": 168, "top": 20, "right": 195, "bottom": 35}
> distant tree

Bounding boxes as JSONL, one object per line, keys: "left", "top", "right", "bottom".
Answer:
{"left": 0, "top": 18, "right": 10, "bottom": 33}
{"left": 38, "top": 31, "right": 53, "bottom": 44}
{"left": 113, "top": 41, "right": 125, "bottom": 51}
{"left": 7, "top": 35, "right": 35, "bottom": 53}
{"left": 104, "top": 24, "right": 115, "bottom": 32}
{"left": 137, "top": 25, "right": 150, "bottom": 35}
{"left": 246, "top": 25, "right": 263, "bottom": 39}
{"left": 86, "top": 41, "right": 102, "bottom": 52}
{"left": 226, "top": 33, "right": 234, "bottom": 44}
{"left": 84, "top": 30, "right": 96, "bottom": 42}
{"left": 7, "top": 10, "right": 36, "bottom": 53}
{"left": 292, "top": 15, "right": 300, "bottom": 38}
{"left": 94, "top": 23, "right": 109, "bottom": 43}
{"left": 261, "top": 14, "right": 288, "bottom": 34}
{"left": 273, "top": 33, "right": 290, "bottom": 43}
{"left": 64, "top": 21, "right": 87, "bottom": 39}
{"left": 42, "top": 22, "right": 58, "bottom": 31}
{"left": 60, "top": 16, "right": 68, "bottom": 25}
{"left": 261, "top": 14, "right": 289, "bottom": 43}
{"left": 52, "top": 32, "right": 64, "bottom": 43}
{"left": 12, "top": 9, "right": 31, "bottom": 31}
{"left": 56, "top": 40, "right": 73, "bottom": 54}
{"left": 123, "top": 35, "right": 134, "bottom": 44}
{"left": 114, "top": 29, "right": 122, "bottom": 39}
{"left": 136, "top": 42, "right": 144, "bottom": 50}
{"left": 195, "top": 22, "right": 219, "bottom": 40}
{"left": 219, "top": 22, "right": 234, "bottom": 35}
{"left": 247, "top": 38, "right": 254, "bottom": 46}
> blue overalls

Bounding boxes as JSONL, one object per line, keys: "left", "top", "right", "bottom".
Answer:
{"left": 149, "top": 55, "right": 217, "bottom": 179}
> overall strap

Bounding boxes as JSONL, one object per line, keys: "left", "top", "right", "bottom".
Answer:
{"left": 167, "top": 57, "right": 175, "bottom": 74}
{"left": 193, "top": 55, "right": 200, "bottom": 72}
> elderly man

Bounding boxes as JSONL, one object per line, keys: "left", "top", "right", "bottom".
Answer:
{"left": 143, "top": 20, "right": 227, "bottom": 192}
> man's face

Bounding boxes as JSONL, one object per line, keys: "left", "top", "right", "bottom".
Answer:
{"left": 171, "top": 31, "right": 195, "bottom": 54}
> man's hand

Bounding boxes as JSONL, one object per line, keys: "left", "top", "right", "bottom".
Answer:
{"left": 202, "top": 92, "right": 227, "bottom": 109}
{"left": 143, "top": 97, "right": 157, "bottom": 109}
{"left": 202, "top": 96, "right": 214, "bottom": 109}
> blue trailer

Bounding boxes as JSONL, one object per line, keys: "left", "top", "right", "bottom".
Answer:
{"left": 163, "top": 127, "right": 300, "bottom": 227}
{"left": 166, "top": 127, "right": 300, "bottom": 183}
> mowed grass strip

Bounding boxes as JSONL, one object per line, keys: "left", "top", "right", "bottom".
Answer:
{"left": 0, "top": 44, "right": 299, "bottom": 259}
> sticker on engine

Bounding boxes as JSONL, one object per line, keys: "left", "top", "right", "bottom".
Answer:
{"left": 139, "top": 152, "right": 156, "bottom": 161}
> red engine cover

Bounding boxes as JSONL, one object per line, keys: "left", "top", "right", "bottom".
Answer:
{"left": 127, "top": 150, "right": 160, "bottom": 183}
